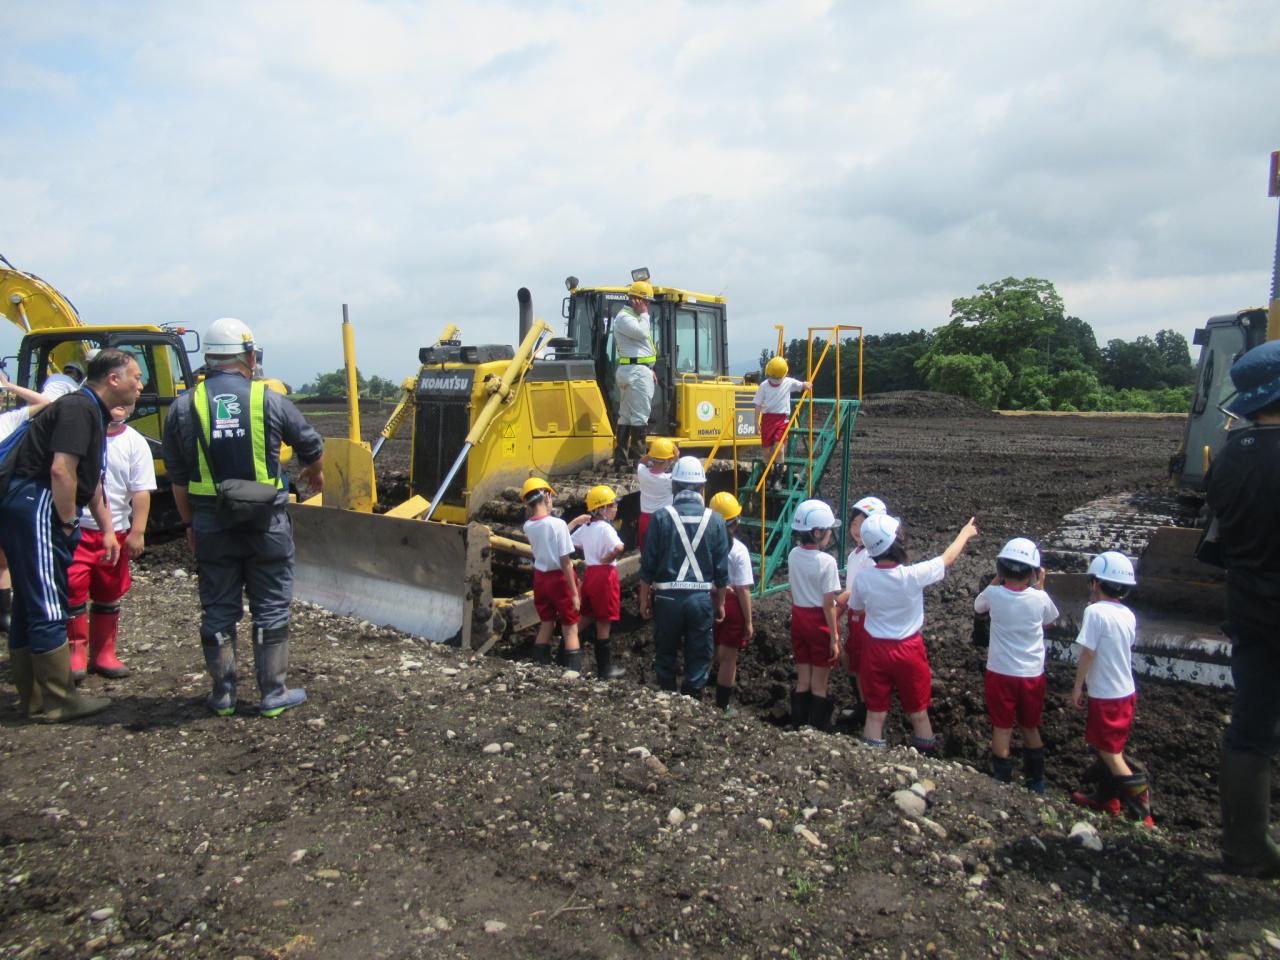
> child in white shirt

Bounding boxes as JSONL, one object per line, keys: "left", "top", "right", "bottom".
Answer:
{"left": 568, "top": 484, "right": 626, "bottom": 681}
{"left": 787, "top": 499, "right": 841, "bottom": 731}
{"left": 522, "top": 478, "right": 581, "bottom": 671}
{"left": 835, "top": 495, "right": 887, "bottom": 704}
{"left": 636, "top": 437, "right": 677, "bottom": 549}
{"left": 1069, "top": 551, "right": 1152, "bottom": 827}
{"left": 709, "top": 492, "right": 754, "bottom": 713}
{"left": 754, "top": 356, "right": 812, "bottom": 472}
{"left": 851, "top": 513, "right": 978, "bottom": 753}
{"left": 973, "top": 537, "right": 1058, "bottom": 793}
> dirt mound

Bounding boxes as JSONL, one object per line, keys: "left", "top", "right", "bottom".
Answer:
{"left": 860, "top": 390, "right": 999, "bottom": 419}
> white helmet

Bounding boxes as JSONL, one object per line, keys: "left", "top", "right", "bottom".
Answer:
{"left": 791, "top": 499, "right": 837, "bottom": 532}
{"left": 205, "top": 317, "right": 256, "bottom": 356}
{"left": 670, "top": 455, "right": 706, "bottom": 485}
{"left": 1088, "top": 551, "right": 1136, "bottom": 586}
{"left": 860, "top": 513, "right": 901, "bottom": 558}
{"left": 997, "top": 537, "right": 1041, "bottom": 568}
{"left": 852, "top": 495, "right": 886, "bottom": 517}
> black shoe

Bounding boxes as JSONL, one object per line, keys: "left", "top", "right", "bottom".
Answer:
{"left": 679, "top": 683, "right": 704, "bottom": 701}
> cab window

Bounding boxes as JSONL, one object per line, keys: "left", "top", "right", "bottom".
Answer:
{"left": 674, "top": 308, "right": 721, "bottom": 376}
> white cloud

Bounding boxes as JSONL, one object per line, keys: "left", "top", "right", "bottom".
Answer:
{"left": 1, "top": 0, "right": 1277, "bottom": 388}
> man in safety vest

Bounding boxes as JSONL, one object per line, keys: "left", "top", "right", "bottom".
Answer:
{"left": 613, "top": 279, "right": 658, "bottom": 464}
{"left": 638, "top": 455, "right": 730, "bottom": 698}
{"left": 162, "top": 318, "right": 324, "bottom": 717}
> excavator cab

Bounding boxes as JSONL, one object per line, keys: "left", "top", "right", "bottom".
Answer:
{"left": 563, "top": 274, "right": 759, "bottom": 447}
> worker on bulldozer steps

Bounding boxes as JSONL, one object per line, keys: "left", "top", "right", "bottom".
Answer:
{"left": 612, "top": 279, "right": 658, "bottom": 464}
{"left": 638, "top": 456, "right": 730, "bottom": 699}
{"left": 162, "top": 317, "right": 324, "bottom": 718}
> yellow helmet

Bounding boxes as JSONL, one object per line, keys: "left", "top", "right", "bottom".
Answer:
{"left": 765, "top": 356, "right": 788, "bottom": 379}
{"left": 521, "top": 477, "right": 555, "bottom": 500}
{"left": 646, "top": 436, "right": 676, "bottom": 460}
{"left": 709, "top": 491, "right": 742, "bottom": 522}
{"left": 627, "top": 280, "right": 654, "bottom": 301}
{"left": 586, "top": 484, "right": 617, "bottom": 511}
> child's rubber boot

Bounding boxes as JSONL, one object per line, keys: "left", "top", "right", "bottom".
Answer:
{"left": 1022, "top": 747, "right": 1046, "bottom": 795}
{"left": 1116, "top": 772, "right": 1155, "bottom": 828}
{"left": 31, "top": 643, "right": 111, "bottom": 723}
{"left": 808, "top": 695, "right": 834, "bottom": 732}
{"left": 533, "top": 644, "right": 552, "bottom": 666}
{"left": 1220, "top": 745, "right": 1280, "bottom": 877}
{"left": 910, "top": 734, "right": 938, "bottom": 756}
{"left": 991, "top": 754, "right": 1015, "bottom": 784}
{"left": 595, "top": 639, "right": 625, "bottom": 680}
{"left": 88, "top": 602, "right": 131, "bottom": 678}
{"left": 1071, "top": 759, "right": 1121, "bottom": 815}
{"left": 202, "top": 631, "right": 237, "bottom": 716}
{"left": 562, "top": 648, "right": 584, "bottom": 674}
{"left": 253, "top": 625, "right": 307, "bottom": 718}
{"left": 0, "top": 587, "right": 12, "bottom": 635}
{"left": 715, "top": 684, "right": 735, "bottom": 714}
{"left": 67, "top": 604, "right": 89, "bottom": 682}
{"left": 789, "top": 690, "right": 811, "bottom": 728}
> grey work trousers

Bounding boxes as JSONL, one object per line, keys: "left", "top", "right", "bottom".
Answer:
{"left": 193, "top": 508, "right": 295, "bottom": 641}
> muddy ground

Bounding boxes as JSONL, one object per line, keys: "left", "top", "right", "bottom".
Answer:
{"left": 3, "top": 394, "right": 1278, "bottom": 959}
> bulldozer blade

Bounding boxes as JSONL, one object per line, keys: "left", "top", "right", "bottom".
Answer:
{"left": 321, "top": 437, "right": 376, "bottom": 513}
{"left": 289, "top": 504, "right": 471, "bottom": 643}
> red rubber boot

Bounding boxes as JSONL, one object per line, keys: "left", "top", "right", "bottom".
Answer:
{"left": 67, "top": 606, "right": 89, "bottom": 682}
{"left": 1070, "top": 758, "right": 1121, "bottom": 816}
{"left": 89, "top": 603, "right": 131, "bottom": 678}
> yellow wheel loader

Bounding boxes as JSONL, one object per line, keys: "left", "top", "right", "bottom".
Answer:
{"left": 290, "top": 272, "right": 763, "bottom": 648}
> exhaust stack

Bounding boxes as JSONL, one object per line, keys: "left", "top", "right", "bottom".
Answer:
{"left": 518, "top": 287, "right": 532, "bottom": 342}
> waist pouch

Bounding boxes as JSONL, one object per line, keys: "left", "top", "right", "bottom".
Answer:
{"left": 215, "top": 479, "right": 279, "bottom": 531}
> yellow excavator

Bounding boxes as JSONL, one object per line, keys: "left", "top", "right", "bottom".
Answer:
{"left": 1, "top": 256, "right": 201, "bottom": 487}
{"left": 289, "top": 271, "right": 765, "bottom": 647}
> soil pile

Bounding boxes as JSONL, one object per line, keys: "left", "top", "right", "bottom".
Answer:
{"left": 859, "top": 391, "right": 999, "bottom": 419}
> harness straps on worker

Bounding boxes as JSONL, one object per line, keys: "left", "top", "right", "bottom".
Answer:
{"left": 654, "top": 505, "right": 714, "bottom": 591}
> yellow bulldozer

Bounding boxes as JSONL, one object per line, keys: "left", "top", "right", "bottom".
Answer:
{"left": 290, "top": 271, "right": 766, "bottom": 648}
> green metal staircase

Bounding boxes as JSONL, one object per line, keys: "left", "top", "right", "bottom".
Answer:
{"left": 735, "top": 397, "right": 860, "bottom": 596}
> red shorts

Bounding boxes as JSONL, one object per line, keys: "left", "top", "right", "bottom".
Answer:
{"left": 984, "top": 670, "right": 1047, "bottom": 729}
{"left": 862, "top": 633, "right": 931, "bottom": 713}
{"left": 715, "top": 590, "right": 749, "bottom": 650}
{"left": 790, "top": 605, "right": 838, "bottom": 667}
{"left": 760, "top": 412, "right": 788, "bottom": 447}
{"left": 533, "top": 569, "right": 580, "bottom": 625}
{"left": 845, "top": 610, "right": 868, "bottom": 676}
{"left": 579, "top": 565, "right": 620, "bottom": 622}
{"left": 1085, "top": 694, "right": 1136, "bottom": 754}
{"left": 67, "top": 528, "right": 132, "bottom": 607}
{"left": 638, "top": 512, "right": 652, "bottom": 550}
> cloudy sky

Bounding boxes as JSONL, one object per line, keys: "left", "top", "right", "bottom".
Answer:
{"left": 2, "top": 0, "right": 1277, "bottom": 387}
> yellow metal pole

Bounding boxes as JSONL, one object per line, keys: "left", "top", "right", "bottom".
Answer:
{"left": 774, "top": 324, "right": 785, "bottom": 356}
{"left": 342, "top": 304, "right": 361, "bottom": 443}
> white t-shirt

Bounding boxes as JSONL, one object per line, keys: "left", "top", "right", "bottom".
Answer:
{"left": 851, "top": 557, "right": 947, "bottom": 640}
{"left": 753, "top": 377, "right": 805, "bottom": 415}
{"left": 843, "top": 545, "right": 875, "bottom": 597}
{"left": 524, "top": 514, "right": 575, "bottom": 572}
{"left": 788, "top": 546, "right": 840, "bottom": 607}
{"left": 571, "top": 519, "right": 623, "bottom": 566}
{"left": 81, "top": 424, "right": 157, "bottom": 532}
{"left": 727, "top": 538, "right": 755, "bottom": 589}
{"left": 0, "top": 407, "right": 29, "bottom": 443}
{"left": 637, "top": 461, "right": 673, "bottom": 513}
{"left": 975, "top": 584, "right": 1059, "bottom": 678}
{"left": 1075, "top": 600, "right": 1137, "bottom": 699}
{"left": 40, "top": 374, "right": 80, "bottom": 399}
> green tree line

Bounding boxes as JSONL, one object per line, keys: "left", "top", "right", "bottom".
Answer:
{"left": 760, "top": 277, "right": 1195, "bottom": 412}
{"left": 297, "top": 369, "right": 403, "bottom": 401}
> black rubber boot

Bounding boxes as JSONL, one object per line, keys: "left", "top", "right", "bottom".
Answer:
{"left": 1023, "top": 747, "right": 1046, "bottom": 795}
{"left": 11, "top": 648, "right": 39, "bottom": 716}
{"left": 1220, "top": 746, "right": 1280, "bottom": 877}
{"left": 991, "top": 754, "right": 1015, "bottom": 783}
{"left": 790, "top": 690, "right": 811, "bottom": 727}
{"left": 808, "top": 695, "right": 834, "bottom": 732}
{"left": 562, "top": 649, "right": 584, "bottom": 674}
{"left": 595, "top": 639, "right": 624, "bottom": 680}
{"left": 533, "top": 644, "right": 552, "bottom": 666}
{"left": 630, "top": 428, "right": 649, "bottom": 463}
{"left": 715, "top": 684, "right": 734, "bottom": 711}
{"left": 679, "top": 682, "right": 704, "bottom": 701}
{"left": 30, "top": 644, "right": 111, "bottom": 723}
{"left": 0, "top": 587, "right": 11, "bottom": 635}
{"left": 1115, "top": 772, "right": 1154, "bottom": 827}
{"left": 613, "top": 426, "right": 631, "bottom": 466}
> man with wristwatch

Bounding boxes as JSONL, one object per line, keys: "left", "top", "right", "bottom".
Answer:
{"left": 0, "top": 348, "right": 143, "bottom": 721}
